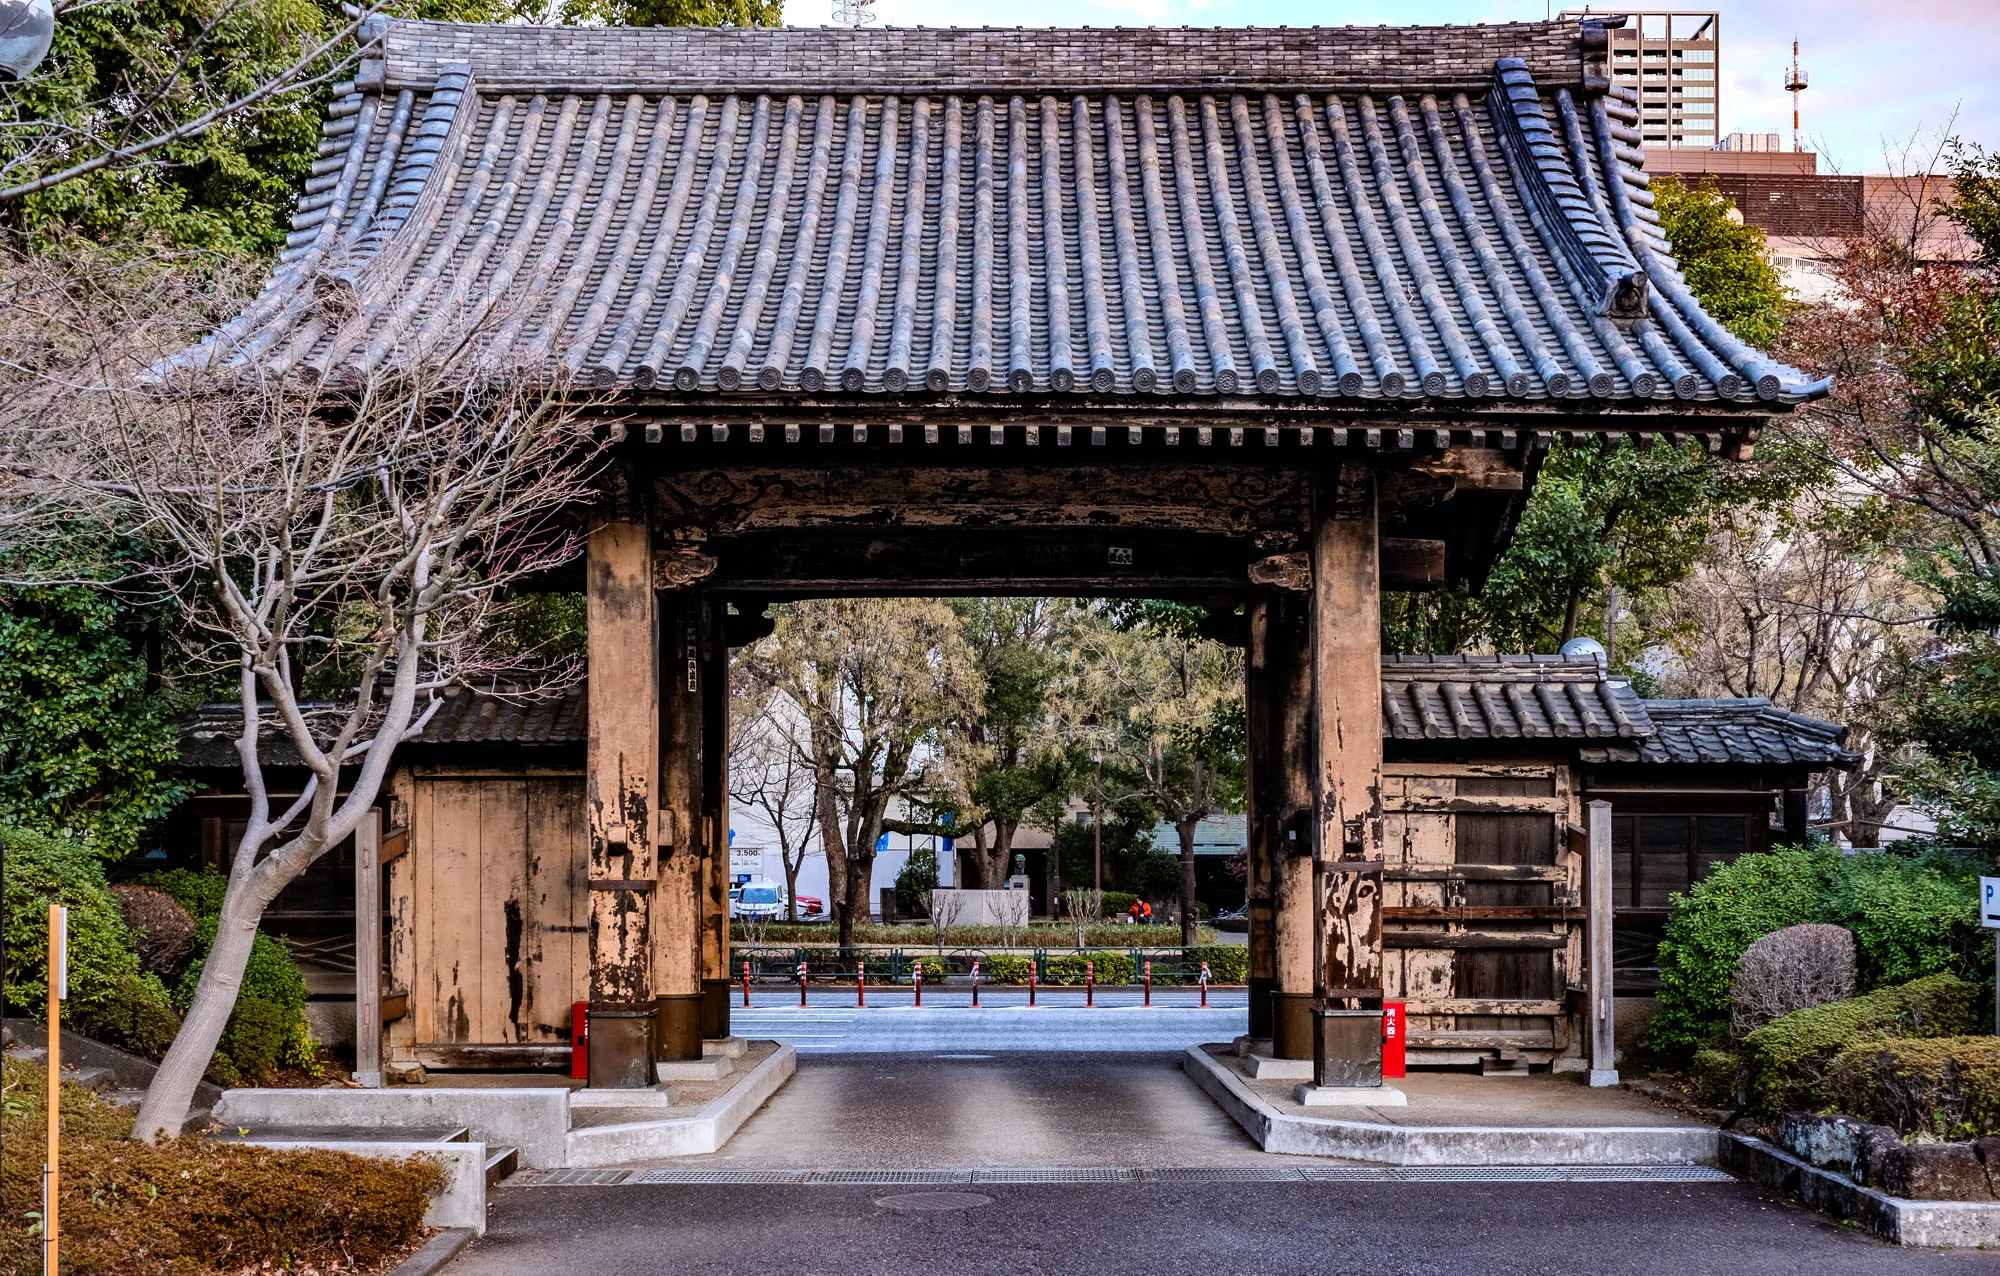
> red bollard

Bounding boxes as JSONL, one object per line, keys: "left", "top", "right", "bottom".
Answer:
{"left": 913, "top": 963, "right": 923, "bottom": 1008}
{"left": 1143, "top": 960, "right": 1152, "bottom": 1008}
{"left": 742, "top": 961, "right": 751, "bottom": 1008}
{"left": 971, "top": 960, "right": 981, "bottom": 1008}
{"left": 1199, "top": 961, "right": 1211, "bottom": 1008}
{"left": 1086, "top": 960, "right": 1095, "bottom": 1008}
{"left": 1028, "top": 960, "right": 1037, "bottom": 1008}
{"left": 799, "top": 961, "right": 809, "bottom": 1007}
{"left": 857, "top": 963, "right": 867, "bottom": 1008}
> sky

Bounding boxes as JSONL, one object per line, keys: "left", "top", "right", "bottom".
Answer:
{"left": 774, "top": 0, "right": 1999, "bottom": 176}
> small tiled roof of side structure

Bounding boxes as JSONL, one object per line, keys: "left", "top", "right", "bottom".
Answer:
{"left": 1637, "top": 697, "right": 1860, "bottom": 769}
{"left": 162, "top": 20, "right": 1827, "bottom": 410}
{"left": 1380, "top": 653, "right": 1651, "bottom": 742}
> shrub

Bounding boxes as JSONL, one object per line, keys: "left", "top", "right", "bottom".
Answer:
{"left": 1101, "top": 891, "right": 1140, "bottom": 917}
{"left": 1742, "top": 973, "right": 1979, "bottom": 1115}
{"left": 1730, "top": 923, "right": 1855, "bottom": 1037}
{"left": 0, "top": 825, "right": 180, "bottom": 1052}
{"left": 0, "top": 1058, "right": 441, "bottom": 1275}
{"left": 112, "top": 884, "right": 198, "bottom": 977}
{"left": 982, "top": 955, "right": 1035, "bottom": 983}
{"left": 1654, "top": 846, "right": 1983, "bottom": 1054}
{"left": 1042, "top": 952, "right": 1135, "bottom": 986}
{"left": 131, "top": 866, "right": 231, "bottom": 919}
{"left": 1652, "top": 847, "right": 1837, "bottom": 1054}
{"left": 176, "top": 917, "right": 313, "bottom": 1085}
{"left": 1183, "top": 945, "right": 1248, "bottom": 985}
{"left": 911, "top": 957, "right": 946, "bottom": 983}
{"left": 1826, "top": 1036, "right": 2000, "bottom": 1140}
{"left": 1689, "top": 1043, "right": 1748, "bottom": 1106}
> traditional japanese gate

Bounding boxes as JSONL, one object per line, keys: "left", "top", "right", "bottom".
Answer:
{"left": 183, "top": 17, "right": 1826, "bottom": 1087}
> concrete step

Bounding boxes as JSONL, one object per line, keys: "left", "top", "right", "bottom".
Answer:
{"left": 70, "top": 1066, "right": 119, "bottom": 1094}
{"left": 484, "top": 1145, "right": 518, "bottom": 1190}
{"left": 209, "top": 1123, "right": 472, "bottom": 1145}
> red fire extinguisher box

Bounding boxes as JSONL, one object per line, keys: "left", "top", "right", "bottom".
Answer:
{"left": 1382, "top": 1001, "right": 1406, "bottom": 1079}
{"left": 571, "top": 1001, "right": 589, "bottom": 1080}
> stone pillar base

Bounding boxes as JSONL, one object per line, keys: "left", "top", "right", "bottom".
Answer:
{"left": 1272, "top": 992, "right": 1314, "bottom": 1060}
{"left": 586, "top": 1004, "right": 657, "bottom": 1089}
{"left": 700, "top": 978, "right": 731, "bottom": 1041}
{"left": 654, "top": 992, "right": 703, "bottom": 1062}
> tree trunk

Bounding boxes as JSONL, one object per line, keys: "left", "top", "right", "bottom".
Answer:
{"left": 818, "top": 783, "right": 852, "bottom": 948}
{"left": 133, "top": 893, "right": 262, "bottom": 1142}
{"left": 1178, "top": 820, "right": 1199, "bottom": 947}
{"left": 989, "top": 819, "right": 1018, "bottom": 889}
{"left": 782, "top": 850, "right": 801, "bottom": 922}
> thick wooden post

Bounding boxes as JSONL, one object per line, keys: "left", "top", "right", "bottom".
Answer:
{"left": 1310, "top": 466, "right": 1384, "bottom": 1086}
{"left": 653, "top": 591, "right": 704, "bottom": 1062}
{"left": 354, "top": 810, "right": 382, "bottom": 1088}
{"left": 1586, "top": 799, "right": 1619, "bottom": 1087}
{"left": 586, "top": 522, "right": 660, "bottom": 1086}
{"left": 1269, "top": 590, "right": 1317, "bottom": 1060}
{"left": 698, "top": 595, "right": 731, "bottom": 1042}
{"left": 1244, "top": 596, "right": 1276, "bottom": 1042}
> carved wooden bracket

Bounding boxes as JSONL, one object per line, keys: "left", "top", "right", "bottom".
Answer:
{"left": 1248, "top": 553, "right": 1311, "bottom": 591}
{"left": 654, "top": 545, "right": 718, "bottom": 590}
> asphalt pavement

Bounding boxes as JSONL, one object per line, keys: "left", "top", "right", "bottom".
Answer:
{"left": 448, "top": 1052, "right": 1976, "bottom": 1275}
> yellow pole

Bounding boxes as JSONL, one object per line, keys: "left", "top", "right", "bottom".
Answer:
{"left": 44, "top": 903, "right": 62, "bottom": 1275}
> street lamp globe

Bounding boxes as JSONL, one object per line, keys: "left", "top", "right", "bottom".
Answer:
{"left": 0, "top": 0, "right": 54, "bottom": 81}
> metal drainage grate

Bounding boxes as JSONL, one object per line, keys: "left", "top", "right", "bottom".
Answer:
{"left": 522, "top": 1169, "right": 635, "bottom": 1186}
{"left": 804, "top": 1184, "right": 976, "bottom": 1192}
{"left": 1298, "top": 1165, "right": 1733, "bottom": 1184}
{"left": 1146, "top": 1167, "right": 1307, "bottom": 1182}
{"left": 630, "top": 1169, "right": 810, "bottom": 1185}
{"left": 971, "top": 1168, "right": 1140, "bottom": 1184}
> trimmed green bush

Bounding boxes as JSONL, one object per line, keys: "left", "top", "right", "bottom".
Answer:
{"left": 176, "top": 916, "right": 315, "bottom": 1085}
{"left": 1653, "top": 846, "right": 1983, "bottom": 1054}
{"left": 1826, "top": 1036, "right": 2000, "bottom": 1140}
{"left": 1042, "top": 952, "right": 1135, "bottom": 985}
{"left": 1689, "top": 1043, "right": 1747, "bottom": 1105}
{"left": 1, "top": 825, "right": 182, "bottom": 1057}
{"left": 1101, "top": 891, "right": 1140, "bottom": 917}
{"left": 132, "top": 866, "right": 231, "bottom": 919}
{"left": 1742, "top": 973, "right": 1979, "bottom": 1115}
{"left": 982, "top": 955, "right": 1035, "bottom": 983}
{"left": 1183, "top": 945, "right": 1248, "bottom": 985}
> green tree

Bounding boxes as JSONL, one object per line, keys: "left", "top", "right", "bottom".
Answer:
{"left": 0, "top": 559, "right": 188, "bottom": 860}
{"left": 949, "top": 599, "right": 1072, "bottom": 889}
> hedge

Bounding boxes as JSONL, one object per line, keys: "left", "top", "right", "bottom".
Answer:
{"left": 1741, "top": 973, "right": 1979, "bottom": 1115}
{"left": 1, "top": 825, "right": 181, "bottom": 1057}
{"left": 1653, "top": 846, "right": 1982, "bottom": 1054}
{"left": 1183, "top": 945, "right": 1248, "bottom": 985}
{"left": 0, "top": 1058, "right": 441, "bottom": 1275}
{"left": 1042, "top": 952, "right": 1135, "bottom": 985}
{"left": 1826, "top": 1036, "right": 2000, "bottom": 1140}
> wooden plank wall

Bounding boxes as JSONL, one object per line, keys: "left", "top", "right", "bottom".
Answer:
{"left": 386, "top": 770, "right": 589, "bottom": 1065}
{"left": 1381, "top": 761, "right": 1585, "bottom": 1063}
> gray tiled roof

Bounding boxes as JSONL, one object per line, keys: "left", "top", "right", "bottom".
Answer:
{"left": 175, "top": 671, "right": 1854, "bottom": 773}
{"left": 1381, "top": 654, "right": 1650, "bottom": 741}
{"left": 1638, "top": 698, "right": 1858, "bottom": 768}
{"left": 167, "top": 21, "right": 1824, "bottom": 410}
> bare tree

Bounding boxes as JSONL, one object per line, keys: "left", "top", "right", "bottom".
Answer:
{"left": 1730, "top": 924, "right": 1855, "bottom": 1037}
{"left": 727, "top": 685, "right": 820, "bottom": 922}
{"left": 0, "top": 252, "right": 600, "bottom": 1140}
{"left": 920, "top": 887, "right": 965, "bottom": 955}
{"left": 1060, "top": 887, "right": 1101, "bottom": 948}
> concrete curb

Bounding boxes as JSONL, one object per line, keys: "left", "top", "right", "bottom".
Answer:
{"left": 1720, "top": 1131, "right": 2000, "bottom": 1248}
{"left": 215, "top": 1086, "right": 571, "bottom": 1167}
{"left": 388, "top": 1227, "right": 477, "bottom": 1276}
{"left": 235, "top": 1138, "right": 485, "bottom": 1233}
{"left": 561, "top": 1044, "right": 797, "bottom": 1168}
{"left": 1183, "top": 1045, "right": 1717, "bottom": 1166}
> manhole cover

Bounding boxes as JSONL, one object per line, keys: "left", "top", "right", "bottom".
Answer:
{"left": 874, "top": 1192, "right": 993, "bottom": 1212}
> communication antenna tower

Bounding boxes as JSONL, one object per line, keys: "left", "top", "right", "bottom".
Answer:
{"left": 1782, "top": 39, "right": 1809, "bottom": 152}
{"left": 832, "top": 0, "right": 876, "bottom": 28}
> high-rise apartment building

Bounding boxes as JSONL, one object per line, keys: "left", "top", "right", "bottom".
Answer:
{"left": 1559, "top": 10, "right": 1719, "bottom": 150}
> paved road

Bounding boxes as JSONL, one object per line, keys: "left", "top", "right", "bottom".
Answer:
{"left": 458, "top": 1178, "right": 1981, "bottom": 1275}
{"left": 729, "top": 990, "right": 1247, "bottom": 1055}
{"left": 455, "top": 1054, "right": 1972, "bottom": 1275}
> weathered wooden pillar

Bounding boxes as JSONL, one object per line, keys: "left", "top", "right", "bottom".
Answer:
{"left": 353, "top": 809, "right": 382, "bottom": 1088}
{"left": 1309, "top": 465, "right": 1385, "bottom": 1086}
{"left": 654, "top": 589, "right": 705, "bottom": 1062}
{"left": 1268, "top": 589, "right": 1317, "bottom": 1060}
{"left": 586, "top": 522, "right": 661, "bottom": 1087}
{"left": 1244, "top": 596, "right": 1276, "bottom": 1042}
{"left": 1586, "top": 799, "right": 1619, "bottom": 1087}
{"left": 698, "top": 595, "right": 731, "bottom": 1042}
